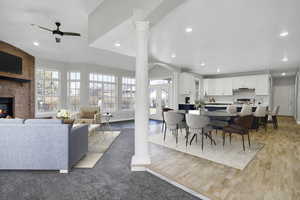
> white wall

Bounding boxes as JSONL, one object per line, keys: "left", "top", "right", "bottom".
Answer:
{"left": 35, "top": 58, "right": 135, "bottom": 121}
{"left": 272, "top": 76, "right": 296, "bottom": 116}
{"left": 297, "top": 71, "right": 300, "bottom": 123}
{"left": 149, "top": 66, "right": 173, "bottom": 80}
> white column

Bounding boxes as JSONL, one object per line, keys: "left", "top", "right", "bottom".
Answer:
{"left": 172, "top": 71, "right": 179, "bottom": 109}
{"left": 80, "top": 70, "right": 89, "bottom": 106}
{"left": 131, "top": 21, "right": 151, "bottom": 171}
{"left": 60, "top": 68, "right": 68, "bottom": 109}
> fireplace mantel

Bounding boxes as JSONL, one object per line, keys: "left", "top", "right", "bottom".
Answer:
{"left": 0, "top": 75, "right": 31, "bottom": 83}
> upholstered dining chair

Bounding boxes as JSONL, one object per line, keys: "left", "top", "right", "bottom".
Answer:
{"left": 253, "top": 106, "right": 267, "bottom": 131}
{"left": 186, "top": 114, "right": 215, "bottom": 150}
{"left": 239, "top": 104, "right": 253, "bottom": 116}
{"left": 268, "top": 106, "right": 280, "bottom": 129}
{"left": 161, "top": 107, "right": 174, "bottom": 133}
{"left": 223, "top": 115, "right": 254, "bottom": 151}
{"left": 164, "top": 111, "right": 186, "bottom": 145}
{"left": 226, "top": 104, "right": 238, "bottom": 114}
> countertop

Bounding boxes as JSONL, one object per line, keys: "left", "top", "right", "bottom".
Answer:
{"left": 204, "top": 104, "right": 268, "bottom": 108}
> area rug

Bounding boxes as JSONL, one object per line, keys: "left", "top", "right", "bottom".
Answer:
{"left": 148, "top": 131, "right": 264, "bottom": 170}
{"left": 74, "top": 131, "right": 120, "bottom": 168}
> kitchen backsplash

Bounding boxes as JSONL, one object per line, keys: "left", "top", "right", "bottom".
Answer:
{"left": 205, "top": 90, "right": 269, "bottom": 105}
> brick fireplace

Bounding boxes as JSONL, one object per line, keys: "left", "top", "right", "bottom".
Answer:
{"left": 0, "top": 41, "right": 35, "bottom": 118}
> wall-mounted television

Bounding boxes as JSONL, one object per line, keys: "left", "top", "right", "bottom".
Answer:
{"left": 0, "top": 51, "right": 22, "bottom": 74}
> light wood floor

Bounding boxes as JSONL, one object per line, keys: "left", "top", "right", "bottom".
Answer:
{"left": 147, "top": 117, "right": 300, "bottom": 200}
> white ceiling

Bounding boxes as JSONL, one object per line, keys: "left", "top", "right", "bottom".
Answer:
{"left": 1, "top": 0, "right": 300, "bottom": 74}
{"left": 0, "top": 0, "right": 135, "bottom": 70}
{"left": 150, "top": 0, "right": 300, "bottom": 74}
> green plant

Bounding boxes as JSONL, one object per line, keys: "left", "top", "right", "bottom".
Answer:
{"left": 195, "top": 100, "right": 205, "bottom": 109}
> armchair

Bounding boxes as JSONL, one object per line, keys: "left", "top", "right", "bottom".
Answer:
{"left": 72, "top": 106, "right": 101, "bottom": 124}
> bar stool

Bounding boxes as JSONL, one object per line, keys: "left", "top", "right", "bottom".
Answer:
{"left": 239, "top": 104, "right": 252, "bottom": 116}
{"left": 226, "top": 104, "right": 237, "bottom": 114}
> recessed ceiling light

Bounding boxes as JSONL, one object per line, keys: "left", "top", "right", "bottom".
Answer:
{"left": 33, "top": 41, "right": 39, "bottom": 46}
{"left": 200, "top": 62, "right": 206, "bottom": 67}
{"left": 114, "top": 42, "right": 121, "bottom": 47}
{"left": 281, "top": 72, "right": 286, "bottom": 76}
{"left": 279, "top": 31, "right": 289, "bottom": 37}
{"left": 217, "top": 68, "right": 220, "bottom": 73}
{"left": 281, "top": 56, "right": 288, "bottom": 62}
{"left": 171, "top": 53, "right": 176, "bottom": 58}
{"left": 185, "top": 27, "right": 193, "bottom": 33}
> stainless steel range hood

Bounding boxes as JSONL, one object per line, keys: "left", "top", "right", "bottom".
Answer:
{"left": 233, "top": 88, "right": 255, "bottom": 92}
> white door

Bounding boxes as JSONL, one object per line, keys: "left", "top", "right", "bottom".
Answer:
{"left": 149, "top": 84, "right": 171, "bottom": 120}
{"left": 273, "top": 76, "right": 296, "bottom": 116}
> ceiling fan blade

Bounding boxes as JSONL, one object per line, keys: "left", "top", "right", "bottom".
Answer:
{"left": 31, "top": 24, "right": 53, "bottom": 32}
{"left": 63, "top": 32, "right": 81, "bottom": 36}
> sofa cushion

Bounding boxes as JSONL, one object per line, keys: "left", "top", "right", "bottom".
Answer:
{"left": 0, "top": 119, "right": 24, "bottom": 124}
{"left": 25, "top": 119, "right": 63, "bottom": 124}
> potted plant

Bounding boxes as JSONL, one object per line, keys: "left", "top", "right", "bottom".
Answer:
{"left": 195, "top": 100, "right": 206, "bottom": 114}
{"left": 56, "top": 109, "right": 71, "bottom": 120}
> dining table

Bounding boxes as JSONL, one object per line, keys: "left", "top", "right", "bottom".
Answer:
{"left": 176, "top": 109, "right": 237, "bottom": 118}
{"left": 176, "top": 109, "right": 238, "bottom": 132}
{"left": 173, "top": 110, "right": 238, "bottom": 146}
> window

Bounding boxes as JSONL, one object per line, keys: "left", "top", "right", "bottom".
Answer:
{"left": 36, "top": 69, "right": 60, "bottom": 113}
{"left": 89, "top": 73, "right": 117, "bottom": 113}
{"left": 67, "top": 72, "right": 80, "bottom": 111}
{"left": 122, "top": 77, "right": 135, "bottom": 110}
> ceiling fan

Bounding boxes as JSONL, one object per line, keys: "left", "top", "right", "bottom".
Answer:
{"left": 31, "top": 22, "right": 81, "bottom": 43}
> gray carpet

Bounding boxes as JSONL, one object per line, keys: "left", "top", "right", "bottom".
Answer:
{"left": 0, "top": 124, "right": 201, "bottom": 200}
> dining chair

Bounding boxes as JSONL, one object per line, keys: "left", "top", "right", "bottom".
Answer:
{"left": 210, "top": 117, "right": 230, "bottom": 134}
{"left": 164, "top": 111, "right": 186, "bottom": 144}
{"left": 226, "top": 104, "right": 237, "bottom": 114}
{"left": 161, "top": 107, "right": 174, "bottom": 133}
{"left": 223, "top": 115, "right": 254, "bottom": 151}
{"left": 253, "top": 106, "right": 267, "bottom": 131}
{"left": 185, "top": 114, "right": 215, "bottom": 150}
{"left": 239, "top": 104, "right": 253, "bottom": 116}
{"left": 268, "top": 106, "right": 280, "bottom": 129}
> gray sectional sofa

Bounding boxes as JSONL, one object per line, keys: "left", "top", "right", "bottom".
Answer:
{"left": 0, "top": 119, "right": 88, "bottom": 173}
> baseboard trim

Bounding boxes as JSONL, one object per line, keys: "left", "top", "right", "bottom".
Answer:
{"left": 146, "top": 168, "right": 211, "bottom": 200}
{"left": 105, "top": 118, "right": 134, "bottom": 123}
{"left": 131, "top": 165, "right": 147, "bottom": 171}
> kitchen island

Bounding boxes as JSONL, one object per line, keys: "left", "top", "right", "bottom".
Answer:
{"left": 204, "top": 103, "right": 267, "bottom": 112}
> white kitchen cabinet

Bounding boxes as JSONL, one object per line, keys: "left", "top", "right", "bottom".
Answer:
{"left": 207, "top": 79, "right": 216, "bottom": 95}
{"left": 179, "top": 73, "right": 196, "bottom": 95}
{"left": 220, "top": 78, "right": 233, "bottom": 95}
{"left": 255, "top": 75, "right": 270, "bottom": 95}
{"left": 203, "top": 79, "right": 209, "bottom": 96}
{"left": 204, "top": 74, "right": 270, "bottom": 96}
{"left": 232, "top": 76, "right": 255, "bottom": 89}
{"left": 204, "top": 78, "right": 232, "bottom": 96}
